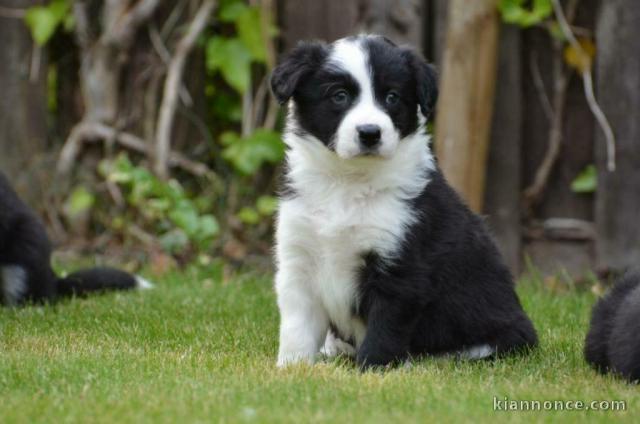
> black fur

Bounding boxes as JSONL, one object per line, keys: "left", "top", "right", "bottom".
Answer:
{"left": 0, "top": 172, "right": 140, "bottom": 306}
{"left": 355, "top": 171, "right": 537, "bottom": 368}
{"left": 585, "top": 271, "right": 640, "bottom": 381}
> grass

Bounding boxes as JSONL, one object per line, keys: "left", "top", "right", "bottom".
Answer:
{"left": 1, "top": 265, "right": 637, "bottom": 423}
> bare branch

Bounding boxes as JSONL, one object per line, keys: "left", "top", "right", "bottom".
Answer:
{"left": 523, "top": 5, "right": 574, "bottom": 210}
{"left": 241, "top": 81, "right": 254, "bottom": 137}
{"left": 103, "top": 0, "right": 162, "bottom": 47}
{"left": 57, "top": 122, "right": 213, "bottom": 178}
{"left": 581, "top": 69, "right": 616, "bottom": 171}
{"left": 154, "top": 0, "right": 216, "bottom": 179}
{"left": 29, "top": 45, "right": 42, "bottom": 83}
{"left": 148, "top": 25, "right": 193, "bottom": 107}
{"left": 551, "top": 0, "right": 616, "bottom": 171}
{"left": 0, "top": 6, "right": 26, "bottom": 19}
{"left": 523, "top": 72, "right": 570, "bottom": 209}
{"left": 529, "top": 51, "right": 554, "bottom": 122}
{"left": 161, "top": 0, "right": 189, "bottom": 39}
{"left": 72, "top": 1, "right": 92, "bottom": 51}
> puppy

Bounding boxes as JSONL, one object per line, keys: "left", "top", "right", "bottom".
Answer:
{"left": 0, "top": 172, "right": 152, "bottom": 306}
{"left": 585, "top": 271, "right": 640, "bottom": 381}
{"left": 270, "top": 35, "right": 537, "bottom": 369}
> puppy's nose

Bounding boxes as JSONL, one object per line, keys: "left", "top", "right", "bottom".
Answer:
{"left": 357, "top": 124, "right": 381, "bottom": 148}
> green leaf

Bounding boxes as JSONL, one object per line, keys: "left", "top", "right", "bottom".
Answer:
{"left": 24, "top": 0, "right": 70, "bottom": 45}
{"left": 236, "top": 7, "right": 266, "bottom": 62}
{"left": 256, "top": 195, "right": 278, "bottom": 216}
{"left": 169, "top": 200, "right": 202, "bottom": 237}
{"left": 498, "top": 0, "right": 552, "bottom": 28}
{"left": 64, "top": 186, "right": 95, "bottom": 216}
{"left": 197, "top": 215, "right": 220, "bottom": 239}
{"left": 237, "top": 207, "right": 260, "bottom": 225}
{"left": 206, "top": 37, "right": 252, "bottom": 93}
{"left": 159, "top": 229, "right": 189, "bottom": 254}
{"left": 571, "top": 164, "right": 597, "bottom": 193}
{"left": 219, "top": 131, "right": 240, "bottom": 146}
{"left": 218, "top": 0, "right": 247, "bottom": 22}
{"left": 221, "top": 129, "right": 285, "bottom": 175}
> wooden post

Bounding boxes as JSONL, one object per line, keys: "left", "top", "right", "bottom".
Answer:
{"left": 435, "top": 0, "right": 500, "bottom": 212}
{"left": 0, "top": 0, "right": 48, "bottom": 204}
{"left": 595, "top": 0, "right": 640, "bottom": 272}
{"left": 484, "top": 25, "right": 523, "bottom": 274}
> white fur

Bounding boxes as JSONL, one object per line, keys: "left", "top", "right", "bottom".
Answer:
{"left": 329, "top": 38, "right": 400, "bottom": 159}
{"left": 276, "top": 122, "right": 434, "bottom": 366}
{"left": 320, "top": 331, "right": 356, "bottom": 358}
{"left": 1, "top": 265, "right": 27, "bottom": 306}
{"left": 135, "top": 276, "right": 154, "bottom": 290}
{"left": 458, "top": 344, "right": 495, "bottom": 360}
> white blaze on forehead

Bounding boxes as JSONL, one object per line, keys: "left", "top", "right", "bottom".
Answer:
{"left": 328, "top": 37, "right": 400, "bottom": 159}
{"left": 328, "top": 38, "right": 374, "bottom": 102}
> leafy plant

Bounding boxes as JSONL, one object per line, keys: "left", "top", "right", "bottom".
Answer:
{"left": 100, "top": 154, "right": 219, "bottom": 255}
{"left": 236, "top": 195, "right": 279, "bottom": 226}
{"left": 206, "top": 1, "right": 274, "bottom": 93}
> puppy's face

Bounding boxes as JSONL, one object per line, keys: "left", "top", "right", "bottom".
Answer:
{"left": 271, "top": 35, "right": 438, "bottom": 159}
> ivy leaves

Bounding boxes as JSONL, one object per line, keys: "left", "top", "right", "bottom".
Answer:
{"left": 206, "top": 1, "right": 274, "bottom": 93}
{"left": 220, "top": 129, "right": 285, "bottom": 176}
{"left": 205, "top": 1, "right": 284, "bottom": 177}
{"left": 24, "top": 0, "right": 73, "bottom": 45}
{"left": 100, "top": 154, "right": 220, "bottom": 254}
{"left": 498, "top": 0, "right": 553, "bottom": 28}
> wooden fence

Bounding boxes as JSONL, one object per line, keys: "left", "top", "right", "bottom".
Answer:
{"left": 277, "top": 0, "right": 640, "bottom": 277}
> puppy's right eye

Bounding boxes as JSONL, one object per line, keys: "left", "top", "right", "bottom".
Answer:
{"left": 331, "top": 89, "right": 350, "bottom": 106}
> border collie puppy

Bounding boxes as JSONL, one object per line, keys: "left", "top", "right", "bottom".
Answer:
{"left": 0, "top": 172, "right": 152, "bottom": 306}
{"left": 585, "top": 271, "right": 640, "bottom": 381}
{"left": 270, "top": 35, "right": 537, "bottom": 369}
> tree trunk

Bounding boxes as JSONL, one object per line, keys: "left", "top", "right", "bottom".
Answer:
{"left": 0, "top": 0, "right": 49, "bottom": 204}
{"left": 434, "top": 0, "right": 500, "bottom": 212}
{"left": 595, "top": 0, "right": 640, "bottom": 272}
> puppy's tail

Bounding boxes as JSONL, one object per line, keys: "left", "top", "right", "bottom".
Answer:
{"left": 56, "top": 267, "right": 153, "bottom": 298}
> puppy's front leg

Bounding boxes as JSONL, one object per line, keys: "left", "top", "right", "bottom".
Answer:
{"left": 276, "top": 268, "right": 328, "bottom": 367}
{"left": 356, "top": 296, "right": 419, "bottom": 370}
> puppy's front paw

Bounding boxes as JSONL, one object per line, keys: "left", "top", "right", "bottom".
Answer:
{"left": 320, "top": 331, "right": 356, "bottom": 358}
{"left": 356, "top": 346, "right": 394, "bottom": 371}
{"left": 276, "top": 351, "right": 315, "bottom": 368}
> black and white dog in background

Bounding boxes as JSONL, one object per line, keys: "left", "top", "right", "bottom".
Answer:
{"left": 585, "top": 271, "right": 640, "bottom": 381}
{"left": 270, "top": 35, "right": 538, "bottom": 369}
{"left": 0, "top": 172, "right": 152, "bottom": 306}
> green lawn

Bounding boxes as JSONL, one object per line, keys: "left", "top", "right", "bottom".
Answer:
{"left": 1, "top": 266, "right": 637, "bottom": 423}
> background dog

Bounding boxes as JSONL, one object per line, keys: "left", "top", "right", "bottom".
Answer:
{"left": 585, "top": 271, "right": 640, "bottom": 381}
{"left": 0, "top": 172, "right": 151, "bottom": 306}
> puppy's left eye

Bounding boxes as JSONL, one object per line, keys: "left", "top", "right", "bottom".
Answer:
{"left": 385, "top": 91, "right": 400, "bottom": 106}
{"left": 332, "top": 89, "right": 350, "bottom": 106}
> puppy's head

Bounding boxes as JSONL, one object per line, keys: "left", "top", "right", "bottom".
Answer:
{"left": 271, "top": 35, "right": 437, "bottom": 159}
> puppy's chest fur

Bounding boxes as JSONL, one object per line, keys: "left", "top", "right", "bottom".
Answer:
{"left": 280, "top": 177, "right": 417, "bottom": 344}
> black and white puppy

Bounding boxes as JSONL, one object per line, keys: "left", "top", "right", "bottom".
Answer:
{"left": 585, "top": 271, "right": 640, "bottom": 381}
{"left": 0, "top": 172, "right": 152, "bottom": 306}
{"left": 270, "top": 35, "right": 537, "bottom": 369}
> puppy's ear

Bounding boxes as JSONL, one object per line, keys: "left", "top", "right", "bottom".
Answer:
{"left": 404, "top": 49, "right": 439, "bottom": 120}
{"left": 271, "top": 41, "right": 328, "bottom": 105}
